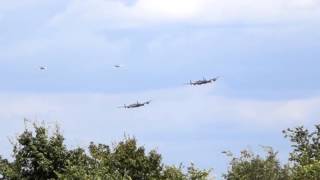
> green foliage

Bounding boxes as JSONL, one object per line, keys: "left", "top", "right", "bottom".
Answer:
{"left": 0, "top": 156, "right": 17, "bottom": 180}
{"left": 223, "top": 124, "right": 320, "bottom": 180}
{"left": 222, "top": 148, "right": 290, "bottom": 180}
{"left": 11, "top": 124, "right": 69, "bottom": 180}
{"left": 107, "top": 137, "right": 163, "bottom": 179}
{"left": 291, "top": 160, "right": 320, "bottom": 180}
{"left": 283, "top": 125, "right": 320, "bottom": 165}
{"left": 283, "top": 125, "right": 320, "bottom": 180}
{"left": 187, "top": 163, "right": 211, "bottom": 180}
{"left": 5, "top": 122, "right": 320, "bottom": 179}
{"left": 0, "top": 123, "right": 211, "bottom": 180}
{"left": 162, "top": 165, "right": 186, "bottom": 180}
{"left": 161, "top": 164, "right": 211, "bottom": 180}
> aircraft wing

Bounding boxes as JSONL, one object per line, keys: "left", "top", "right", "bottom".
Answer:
{"left": 211, "top": 76, "right": 220, "bottom": 81}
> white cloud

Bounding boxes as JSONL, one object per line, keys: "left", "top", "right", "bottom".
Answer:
{"left": 0, "top": 86, "right": 319, "bottom": 134}
{"left": 0, "top": 27, "right": 130, "bottom": 65}
{"left": 50, "top": 0, "right": 320, "bottom": 29}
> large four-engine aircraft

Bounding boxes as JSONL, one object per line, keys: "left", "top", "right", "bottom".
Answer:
{"left": 118, "top": 100, "right": 152, "bottom": 109}
{"left": 39, "top": 66, "right": 47, "bottom": 71}
{"left": 186, "top": 77, "right": 219, "bottom": 86}
{"left": 36, "top": 64, "right": 220, "bottom": 109}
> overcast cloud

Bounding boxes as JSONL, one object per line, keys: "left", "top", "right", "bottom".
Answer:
{"left": 1, "top": 0, "right": 320, "bottom": 177}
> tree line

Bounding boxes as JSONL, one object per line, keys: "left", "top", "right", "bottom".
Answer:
{"left": 1, "top": 122, "right": 320, "bottom": 179}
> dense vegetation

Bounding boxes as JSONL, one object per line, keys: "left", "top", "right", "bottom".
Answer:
{"left": 222, "top": 125, "right": 320, "bottom": 180}
{"left": 1, "top": 123, "right": 320, "bottom": 179}
{"left": 0, "top": 123, "right": 210, "bottom": 180}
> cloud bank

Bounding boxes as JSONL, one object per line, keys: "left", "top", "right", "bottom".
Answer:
{"left": 50, "top": 0, "right": 320, "bottom": 29}
{"left": 1, "top": 86, "right": 319, "bottom": 135}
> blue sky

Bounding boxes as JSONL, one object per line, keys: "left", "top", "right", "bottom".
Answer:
{"left": 1, "top": 0, "right": 320, "bottom": 178}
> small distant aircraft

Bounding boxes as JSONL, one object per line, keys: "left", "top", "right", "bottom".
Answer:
{"left": 186, "top": 77, "right": 219, "bottom": 86}
{"left": 118, "top": 100, "right": 152, "bottom": 109}
{"left": 113, "top": 64, "right": 124, "bottom": 68}
{"left": 39, "top": 66, "right": 47, "bottom": 71}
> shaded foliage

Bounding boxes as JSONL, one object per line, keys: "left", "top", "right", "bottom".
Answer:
{"left": 0, "top": 123, "right": 211, "bottom": 180}
{"left": 222, "top": 148, "right": 290, "bottom": 180}
{"left": 3, "top": 122, "right": 320, "bottom": 179}
{"left": 283, "top": 125, "right": 320, "bottom": 180}
{"left": 223, "top": 124, "right": 320, "bottom": 180}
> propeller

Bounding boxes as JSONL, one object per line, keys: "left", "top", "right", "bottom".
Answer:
{"left": 183, "top": 80, "right": 192, "bottom": 85}
{"left": 118, "top": 104, "right": 127, "bottom": 108}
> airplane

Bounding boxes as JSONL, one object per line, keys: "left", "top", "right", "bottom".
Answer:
{"left": 186, "top": 77, "right": 219, "bottom": 86}
{"left": 118, "top": 100, "right": 152, "bottom": 109}
{"left": 113, "top": 64, "right": 124, "bottom": 68}
{"left": 39, "top": 66, "right": 47, "bottom": 70}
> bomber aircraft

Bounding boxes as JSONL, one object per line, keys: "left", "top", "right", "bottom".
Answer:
{"left": 113, "top": 64, "right": 125, "bottom": 68}
{"left": 39, "top": 66, "right": 47, "bottom": 71}
{"left": 186, "top": 77, "right": 219, "bottom": 86}
{"left": 118, "top": 100, "right": 152, "bottom": 109}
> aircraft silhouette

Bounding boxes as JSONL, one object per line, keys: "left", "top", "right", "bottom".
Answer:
{"left": 186, "top": 77, "right": 219, "bottom": 86}
{"left": 39, "top": 66, "right": 47, "bottom": 70}
{"left": 113, "top": 64, "right": 125, "bottom": 68}
{"left": 118, "top": 100, "right": 152, "bottom": 109}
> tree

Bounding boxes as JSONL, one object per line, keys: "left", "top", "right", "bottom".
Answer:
{"left": 83, "top": 137, "right": 164, "bottom": 180}
{"left": 222, "top": 124, "right": 320, "bottom": 180}
{"left": 162, "top": 165, "right": 187, "bottom": 180}
{"left": 11, "top": 124, "right": 69, "bottom": 180}
{"left": 186, "top": 163, "right": 211, "bottom": 180}
{"left": 0, "top": 122, "right": 211, "bottom": 180}
{"left": 283, "top": 125, "right": 320, "bottom": 179}
{"left": 162, "top": 164, "right": 211, "bottom": 180}
{"left": 222, "top": 148, "right": 290, "bottom": 180}
{"left": 0, "top": 156, "right": 17, "bottom": 180}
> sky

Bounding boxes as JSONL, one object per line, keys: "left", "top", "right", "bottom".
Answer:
{"left": 1, "top": 0, "right": 320, "bottom": 178}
